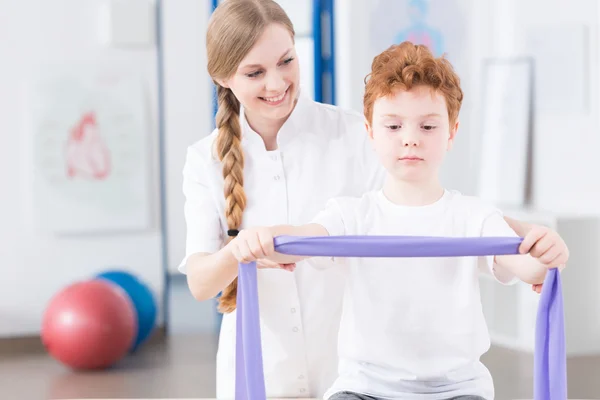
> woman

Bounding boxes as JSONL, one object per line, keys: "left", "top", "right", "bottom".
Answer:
{"left": 179, "top": 0, "right": 569, "bottom": 398}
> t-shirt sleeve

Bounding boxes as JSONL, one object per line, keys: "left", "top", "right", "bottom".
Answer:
{"left": 178, "top": 146, "right": 224, "bottom": 274}
{"left": 478, "top": 206, "right": 521, "bottom": 285}
{"left": 310, "top": 198, "right": 348, "bottom": 237}
{"left": 305, "top": 197, "right": 359, "bottom": 269}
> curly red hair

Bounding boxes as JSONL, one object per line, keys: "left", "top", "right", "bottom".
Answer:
{"left": 363, "top": 41, "right": 464, "bottom": 126}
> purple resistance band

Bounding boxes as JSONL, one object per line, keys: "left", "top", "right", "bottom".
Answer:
{"left": 235, "top": 236, "right": 567, "bottom": 400}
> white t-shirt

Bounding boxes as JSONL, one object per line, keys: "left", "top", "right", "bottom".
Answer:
{"left": 178, "top": 89, "right": 386, "bottom": 398}
{"left": 311, "top": 189, "right": 520, "bottom": 400}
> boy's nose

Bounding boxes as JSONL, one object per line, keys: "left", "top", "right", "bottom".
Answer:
{"left": 401, "top": 133, "right": 419, "bottom": 147}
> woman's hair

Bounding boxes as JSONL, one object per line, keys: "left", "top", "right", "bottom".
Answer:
{"left": 363, "top": 41, "right": 463, "bottom": 126}
{"left": 206, "top": 0, "right": 295, "bottom": 313}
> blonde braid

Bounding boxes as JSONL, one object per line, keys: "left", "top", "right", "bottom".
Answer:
{"left": 215, "top": 85, "right": 246, "bottom": 313}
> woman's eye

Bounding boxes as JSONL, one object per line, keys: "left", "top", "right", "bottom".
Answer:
{"left": 246, "top": 70, "right": 262, "bottom": 78}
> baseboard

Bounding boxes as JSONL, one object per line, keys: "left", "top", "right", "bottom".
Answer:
{"left": 0, "top": 325, "right": 167, "bottom": 357}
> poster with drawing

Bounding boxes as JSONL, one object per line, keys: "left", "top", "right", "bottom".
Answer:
{"left": 369, "top": 0, "right": 470, "bottom": 74}
{"left": 27, "top": 71, "right": 152, "bottom": 235}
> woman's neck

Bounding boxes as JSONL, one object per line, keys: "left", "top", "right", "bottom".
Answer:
{"left": 382, "top": 174, "right": 445, "bottom": 206}
{"left": 244, "top": 100, "right": 298, "bottom": 151}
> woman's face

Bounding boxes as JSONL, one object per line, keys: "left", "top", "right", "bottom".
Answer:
{"left": 220, "top": 23, "right": 300, "bottom": 123}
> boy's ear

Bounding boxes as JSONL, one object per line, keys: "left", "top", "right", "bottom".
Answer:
{"left": 365, "top": 119, "right": 374, "bottom": 140}
{"left": 447, "top": 119, "right": 459, "bottom": 150}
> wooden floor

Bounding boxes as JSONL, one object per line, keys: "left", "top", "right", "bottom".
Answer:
{"left": 0, "top": 333, "right": 598, "bottom": 399}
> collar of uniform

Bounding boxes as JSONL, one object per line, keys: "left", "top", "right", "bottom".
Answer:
{"left": 239, "top": 87, "right": 312, "bottom": 151}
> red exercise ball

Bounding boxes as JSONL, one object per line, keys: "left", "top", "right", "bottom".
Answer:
{"left": 41, "top": 279, "right": 137, "bottom": 370}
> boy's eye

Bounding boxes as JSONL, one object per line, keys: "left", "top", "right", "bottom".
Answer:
{"left": 386, "top": 125, "right": 401, "bottom": 130}
{"left": 422, "top": 125, "right": 436, "bottom": 131}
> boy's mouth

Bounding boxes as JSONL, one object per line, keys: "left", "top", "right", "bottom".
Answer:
{"left": 399, "top": 156, "right": 423, "bottom": 161}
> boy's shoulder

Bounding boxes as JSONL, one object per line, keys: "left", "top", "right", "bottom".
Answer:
{"left": 327, "top": 190, "right": 504, "bottom": 219}
{"left": 325, "top": 190, "right": 381, "bottom": 214}
{"left": 329, "top": 190, "right": 379, "bottom": 204}
{"left": 445, "top": 190, "right": 503, "bottom": 219}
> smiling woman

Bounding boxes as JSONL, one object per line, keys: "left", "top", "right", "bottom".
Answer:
{"left": 217, "top": 25, "right": 300, "bottom": 144}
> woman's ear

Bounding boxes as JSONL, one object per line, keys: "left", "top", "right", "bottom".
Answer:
{"left": 215, "top": 78, "right": 229, "bottom": 88}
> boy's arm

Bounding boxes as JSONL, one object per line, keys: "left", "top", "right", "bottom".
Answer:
{"left": 494, "top": 253, "right": 548, "bottom": 285}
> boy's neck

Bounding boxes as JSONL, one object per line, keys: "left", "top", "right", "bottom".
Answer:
{"left": 382, "top": 174, "right": 445, "bottom": 206}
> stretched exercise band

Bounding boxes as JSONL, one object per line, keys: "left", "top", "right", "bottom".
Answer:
{"left": 235, "top": 236, "right": 566, "bottom": 400}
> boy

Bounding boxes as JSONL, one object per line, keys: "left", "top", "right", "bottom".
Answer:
{"left": 225, "top": 42, "right": 568, "bottom": 399}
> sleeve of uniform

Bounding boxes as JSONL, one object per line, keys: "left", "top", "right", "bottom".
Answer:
{"left": 349, "top": 112, "right": 386, "bottom": 193}
{"left": 178, "top": 146, "right": 224, "bottom": 274}
{"left": 341, "top": 110, "right": 385, "bottom": 195}
{"left": 360, "top": 134, "right": 386, "bottom": 192}
{"left": 478, "top": 205, "right": 521, "bottom": 285}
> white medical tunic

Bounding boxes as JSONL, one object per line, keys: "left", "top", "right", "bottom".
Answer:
{"left": 178, "top": 90, "right": 385, "bottom": 398}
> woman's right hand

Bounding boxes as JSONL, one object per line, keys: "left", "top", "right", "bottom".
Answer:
{"left": 257, "top": 258, "right": 297, "bottom": 272}
{"left": 225, "top": 227, "right": 293, "bottom": 271}
{"left": 226, "top": 227, "right": 275, "bottom": 263}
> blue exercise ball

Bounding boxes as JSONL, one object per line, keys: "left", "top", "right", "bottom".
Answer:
{"left": 95, "top": 270, "right": 157, "bottom": 352}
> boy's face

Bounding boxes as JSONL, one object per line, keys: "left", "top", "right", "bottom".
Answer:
{"left": 366, "top": 85, "right": 458, "bottom": 182}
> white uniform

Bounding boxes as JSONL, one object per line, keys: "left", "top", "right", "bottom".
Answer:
{"left": 178, "top": 90, "right": 385, "bottom": 398}
{"left": 311, "top": 190, "right": 520, "bottom": 400}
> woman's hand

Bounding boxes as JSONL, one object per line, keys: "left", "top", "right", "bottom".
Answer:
{"left": 257, "top": 258, "right": 296, "bottom": 272}
{"left": 226, "top": 227, "right": 296, "bottom": 272}
{"left": 226, "top": 227, "right": 276, "bottom": 264}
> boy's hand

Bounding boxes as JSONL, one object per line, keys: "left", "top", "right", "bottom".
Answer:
{"left": 519, "top": 225, "right": 569, "bottom": 269}
{"left": 532, "top": 283, "right": 543, "bottom": 294}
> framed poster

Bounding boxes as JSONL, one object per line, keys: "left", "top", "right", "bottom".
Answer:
{"left": 27, "top": 70, "right": 153, "bottom": 235}
{"left": 476, "top": 58, "right": 533, "bottom": 207}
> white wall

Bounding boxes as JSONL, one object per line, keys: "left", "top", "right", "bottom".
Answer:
{"left": 510, "top": 0, "right": 600, "bottom": 355}
{"left": 512, "top": 0, "right": 599, "bottom": 216}
{"left": 161, "top": 0, "right": 213, "bottom": 276}
{"left": 0, "top": 0, "right": 164, "bottom": 337}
